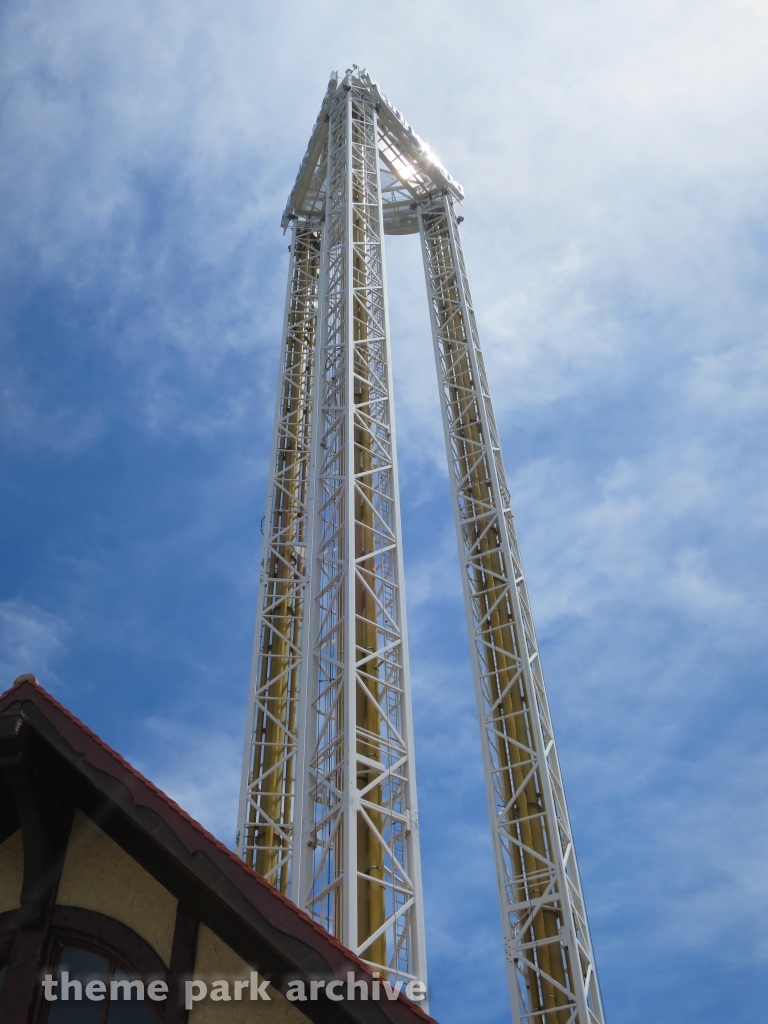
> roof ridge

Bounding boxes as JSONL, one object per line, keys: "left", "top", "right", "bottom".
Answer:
{"left": 0, "top": 676, "right": 436, "bottom": 1022}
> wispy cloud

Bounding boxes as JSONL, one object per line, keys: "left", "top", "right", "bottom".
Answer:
{"left": 2, "top": 2, "right": 768, "bottom": 1022}
{"left": 0, "top": 598, "right": 68, "bottom": 685}
{"left": 132, "top": 717, "right": 241, "bottom": 845}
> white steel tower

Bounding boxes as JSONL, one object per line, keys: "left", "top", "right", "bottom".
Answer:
{"left": 238, "top": 67, "right": 605, "bottom": 1024}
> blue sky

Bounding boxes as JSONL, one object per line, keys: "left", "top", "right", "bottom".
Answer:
{"left": 2, "top": 1, "right": 768, "bottom": 1022}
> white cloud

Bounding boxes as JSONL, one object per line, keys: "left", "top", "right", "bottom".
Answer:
{"left": 404, "top": 525, "right": 463, "bottom": 610}
{"left": 0, "top": 362, "right": 106, "bottom": 453}
{"left": 0, "top": 598, "right": 68, "bottom": 686}
{"left": 2, "top": 1, "right": 768, "bottom": 1020}
{"left": 2, "top": 0, "right": 767, "bottom": 441}
{"left": 660, "top": 745, "right": 768, "bottom": 964}
{"left": 510, "top": 424, "right": 767, "bottom": 637}
{"left": 133, "top": 717, "right": 241, "bottom": 845}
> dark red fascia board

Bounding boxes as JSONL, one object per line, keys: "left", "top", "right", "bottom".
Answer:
{"left": 0, "top": 676, "right": 437, "bottom": 1024}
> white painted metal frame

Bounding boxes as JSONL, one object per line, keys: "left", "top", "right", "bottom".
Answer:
{"left": 239, "top": 65, "right": 604, "bottom": 1022}
{"left": 418, "top": 192, "right": 604, "bottom": 1024}
{"left": 297, "top": 72, "right": 426, "bottom": 987}
{"left": 236, "top": 216, "right": 322, "bottom": 898}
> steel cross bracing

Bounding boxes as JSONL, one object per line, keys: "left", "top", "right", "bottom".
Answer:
{"left": 418, "top": 193, "right": 604, "bottom": 1024}
{"left": 238, "top": 66, "right": 604, "bottom": 1022}
{"left": 236, "top": 219, "right": 322, "bottom": 892}
{"left": 295, "top": 73, "right": 426, "bottom": 987}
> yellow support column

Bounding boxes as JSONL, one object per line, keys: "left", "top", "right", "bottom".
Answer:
{"left": 237, "top": 220, "right": 321, "bottom": 896}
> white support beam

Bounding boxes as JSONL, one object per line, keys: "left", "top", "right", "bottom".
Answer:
{"left": 240, "top": 66, "right": 604, "bottom": 1023}
{"left": 236, "top": 217, "right": 322, "bottom": 898}
{"left": 418, "top": 192, "right": 605, "bottom": 1024}
{"left": 297, "top": 70, "right": 427, "bottom": 988}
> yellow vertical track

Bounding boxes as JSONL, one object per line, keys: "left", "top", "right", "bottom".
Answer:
{"left": 419, "top": 193, "right": 603, "bottom": 1024}
{"left": 350, "top": 99, "right": 387, "bottom": 967}
{"left": 241, "top": 64, "right": 598, "bottom": 1018}
{"left": 304, "top": 75, "right": 426, "bottom": 988}
{"left": 239, "top": 222, "right": 321, "bottom": 893}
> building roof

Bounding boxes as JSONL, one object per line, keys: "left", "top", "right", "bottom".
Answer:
{"left": 0, "top": 675, "right": 437, "bottom": 1024}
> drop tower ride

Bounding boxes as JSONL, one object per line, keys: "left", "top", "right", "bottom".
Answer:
{"left": 236, "top": 67, "right": 605, "bottom": 1024}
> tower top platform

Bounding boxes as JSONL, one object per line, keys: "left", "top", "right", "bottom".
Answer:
{"left": 281, "top": 67, "right": 465, "bottom": 234}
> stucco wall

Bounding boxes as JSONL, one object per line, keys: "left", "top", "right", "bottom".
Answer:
{"left": 189, "top": 924, "right": 310, "bottom": 1024}
{"left": 56, "top": 810, "right": 177, "bottom": 965}
{"left": 0, "top": 829, "right": 23, "bottom": 913}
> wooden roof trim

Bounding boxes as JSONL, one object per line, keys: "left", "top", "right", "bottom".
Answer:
{"left": 0, "top": 676, "right": 436, "bottom": 1024}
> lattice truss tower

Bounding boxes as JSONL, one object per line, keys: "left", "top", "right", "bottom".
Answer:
{"left": 236, "top": 67, "right": 606, "bottom": 1024}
